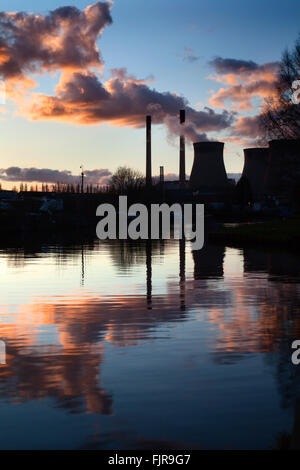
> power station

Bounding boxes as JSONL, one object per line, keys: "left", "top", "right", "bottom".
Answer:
{"left": 145, "top": 110, "right": 230, "bottom": 197}
{"left": 144, "top": 110, "right": 300, "bottom": 208}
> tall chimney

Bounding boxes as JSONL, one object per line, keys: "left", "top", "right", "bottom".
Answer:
{"left": 146, "top": 115, "right": 152, "bottom": 187}
{"left": 179, "top": 110, "right": 186, "bottom": 184}
{"left": 160, "top": 166, "right": 164, "bottom": 184}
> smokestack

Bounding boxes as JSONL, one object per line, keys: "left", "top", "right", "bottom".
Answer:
{"left": 160, "top": 166, "right": 164, "bottom": 184}
{"left": 146, "top": 115, "right": 152, "bottom": 187}
{"left": 242, "top": 148, "right": 269, "bottom": 201}
{"left": 179, "top": 110, "right": 186, "bottom": 184}
{"left": 189, "top": 142, "right": 228, "bottom": 191}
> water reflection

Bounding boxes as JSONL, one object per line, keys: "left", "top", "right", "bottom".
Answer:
{"left": 0, "top": 235, "right": 300, "bottom": 449}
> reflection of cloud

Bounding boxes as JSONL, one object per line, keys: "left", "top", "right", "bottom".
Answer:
{"left": 0, "top": 239, "right": 185, "bottom": 414}
{"left": 206, "top": 248, "right": 300, "bottom": 369}
{"left": 0, "top": 288, "right": 189, "bottom": 413}
{"left": 1, "top": 239, "right": 300, "bottom": 423}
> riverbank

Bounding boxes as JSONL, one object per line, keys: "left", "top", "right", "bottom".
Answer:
{"left": 209, "top": 217, "right": 300, "bottom": 248}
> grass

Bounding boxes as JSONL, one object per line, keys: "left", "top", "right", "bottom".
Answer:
{"left": 209, "top": 217, "right": 300, "bottom": 247}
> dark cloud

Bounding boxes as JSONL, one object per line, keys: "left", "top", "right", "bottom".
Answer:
{"left": 110, "top": 67, "right": 155, "bottom": 85}
{"left": 180, "top": 47, "right": 200, "bottom": 63}
{"left": 152, "top": 173, "right": 183, "bottom": 183}
{"left": 28, "top": 70, "right": 235, "bottom": 142}
{"left": 228, "top": 115, "right": 266, "bottom": 146}
{"left": 0, "top": 167, "right": 112, "bottom": 184}
{"left": 183, "top": 55, "right": 200, "bottom": 63}
{"left": 0, "top": 4, "right": 236, "bottom": 144}
{"left": 209, "top": 57, "right": 260, "bottom": 74}
{"left": 0, "top": 2, "right": 112, "bottom": 79}
{"left": 208, "top": 56, "right": 279, "bottom": 111}
{"left": 210, "top": 80, "right": 277, "bottom": 110}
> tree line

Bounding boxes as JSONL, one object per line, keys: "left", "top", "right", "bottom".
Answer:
{"left": 7, "top": 166, "right": 146, "bottom": 195}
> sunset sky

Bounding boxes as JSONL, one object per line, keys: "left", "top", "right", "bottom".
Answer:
{"left": 0, "top": 0, "right": 300, "bottom": 189}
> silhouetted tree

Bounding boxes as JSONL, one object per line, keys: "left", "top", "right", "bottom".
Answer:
{"left": 261, "top": 33, "right": 300, "bottom": 139}
{"left": 110, "top": 166, "right": 145, "bottom": 194}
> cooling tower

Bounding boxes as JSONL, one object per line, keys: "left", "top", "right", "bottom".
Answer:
{"left": 146, "top": 115, "right": 152, "bottom": 187}
{"left": 265, "top": 139, "right": 300, "bottom": 197}
{"left": 189, "top": 142, "right": 228, "bottom": 191}
{"left": 242, "top": 148, "right": 269, "bottom": 201}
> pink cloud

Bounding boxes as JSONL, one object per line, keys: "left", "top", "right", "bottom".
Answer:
{"left": 208, "top": 57, "right": 278, "bottom": 111}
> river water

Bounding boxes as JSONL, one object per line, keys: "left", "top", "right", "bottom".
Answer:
{"left": 0, "top": 235, "right": 300, "bottom": 449}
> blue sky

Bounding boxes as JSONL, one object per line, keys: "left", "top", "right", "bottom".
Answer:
{"left": 0, "top": 0, "right": 300, "bottom": 187}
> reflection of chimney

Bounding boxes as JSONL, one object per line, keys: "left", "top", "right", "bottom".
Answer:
{"left": 146, "top": 115, "right": 152, "bottom": 187}
{"left": 146, "top": 239, "right": 152, "bottom": 309}
{"left": 179, "top": 110, "right": 186, "bottom": 184}
{"left": 179, "top": 238, "right": 186, "bottom": 311}
{"left": 190, "top": 142, "right": 228, "bottom": 190}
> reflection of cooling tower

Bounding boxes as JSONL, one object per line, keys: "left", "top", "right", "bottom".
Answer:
{"left": 189, "top": 142, "right": 228, "bottom": 191}
{"left": 193, "top": 243, "right": 225, "bottom": 279}
{"left": 243, "top": 247, "right": 269, "bottom": 273}
{"left": 242, "top": 148, "right": 269, "bottom": 201}
{"left": 265, "top": 139, "right": 300, "bottom": 196}
{"left": 244, "top": 246, "right": 300, "bottom": 278}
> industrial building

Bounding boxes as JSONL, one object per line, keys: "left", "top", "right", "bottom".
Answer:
{"left": 145, "top": 111, "right": 232, "bottom": 202}
{"left": 239, "top": 139, "right": 300, "bottom": 206}
{"left": 241, "top": 148, "right": 269, "bottom": 202}
{"left": 265, "top": 139, "right": 300, "bottom": 198}
{"left": 145, "top": 110, "right": 300, "bottom": 209}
